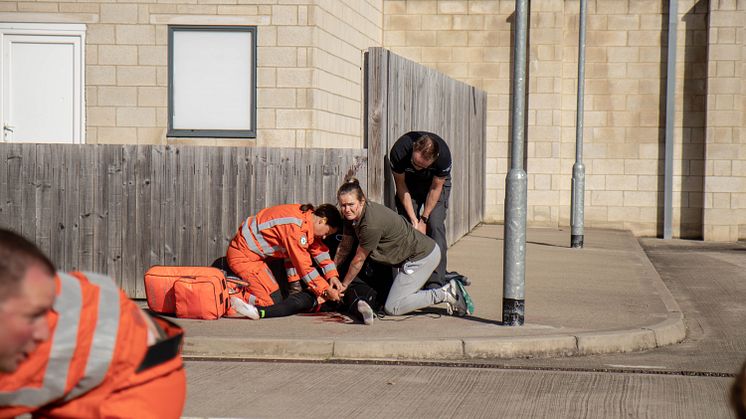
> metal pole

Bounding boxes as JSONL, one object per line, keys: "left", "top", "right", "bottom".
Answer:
{"left": 503, "top": 0, "right": 528, "bottom": 327}
{"left": 571, "top": 0, "right": 587, "bottom": 249}
{"left": 663, "top": 0, "right": 678, "bottom": 240}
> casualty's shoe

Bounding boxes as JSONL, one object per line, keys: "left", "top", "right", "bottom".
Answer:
{"left": 357, "top": 300, "right": 375, "bottom": 325}
{"left": 442, "top": 279, "right": 474, "bottom": 317}
{"left": 230, "top": 296, "right": 260, "bottom": 320}
{"left": 445, "top": 271, "right": 471, "bottom": 286}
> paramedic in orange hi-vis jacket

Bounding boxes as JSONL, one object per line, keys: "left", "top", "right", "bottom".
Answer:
{"left": 226, "top": 203, "right": 344, "bottom": 319}
{"left": 0, "top": 228, "right": 186, "bottom": 418}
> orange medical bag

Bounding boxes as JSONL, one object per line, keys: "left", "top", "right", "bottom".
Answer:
{"left": 144, "top": 266, "right": 229, "bottom": 319}
{"left": 173, "top": 274, "right": 230, "bottom": 320}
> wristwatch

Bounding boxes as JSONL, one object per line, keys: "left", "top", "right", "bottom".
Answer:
{"left": 420, "top": 215, "right": 429, "bottom": 224}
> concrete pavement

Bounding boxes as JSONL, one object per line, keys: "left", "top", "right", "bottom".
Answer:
{"left": 170, "top": 224, "right": 685, "bottom": 361}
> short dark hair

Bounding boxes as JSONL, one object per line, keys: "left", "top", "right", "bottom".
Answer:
{"left": 314, "top": 204, "right": 342, "bottom": 231}
{"left": 0, "top": 229, "right": 55, "bottom": 302}
{"left": 413, "top": 134, "right": 440, "bottom": 162}
{"left": 300, "top": 203, "right": 342, "bottom": 231}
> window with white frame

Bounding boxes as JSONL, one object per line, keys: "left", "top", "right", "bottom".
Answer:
{"left": 168, "top": 25, "right": 257, "bottom": 138}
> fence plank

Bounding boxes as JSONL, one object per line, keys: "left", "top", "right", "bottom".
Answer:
{"left": 365, "top": 48, "right": 388, "bottom": 203}
{"left": 48, "top": 145, "right": 65, "bottom": 269}
{"left": 121, "top": 145, "right": 138, "bottom": 295}
{"left": 107, "top": 146, "right": 124, "bottom": 286}
{"left": 1, "top": 144, "right": 20, "bottom": 232}
{"left": 92, "top": 146, "right": 106, "bottom": 274}
{"left": 0, "top": 145, "right": 7, "bottom": 223}
{"left": 364, "top": 47, "right": 487, "bottom": 246}
{"left": 63, "top": 145, "right": 81, "bottom": 271}
{"left": 150, "top": 146, "right": 165, "bottom": 267}
{"left": 221, "top": 147, "right": 238, "bottom": 253}
{"left": 21, "top": 146, "right": 38, "bottom": 246}
{"left": 0, "top": 143, "right": 366, "bottom": 296}
{"left": 79, "top": 147, "right": 95, "bottom": 270}
{"left": 135, "top": 145, "right": 152, "bottom": 297}
{"left": 162, "top": 145, "right": 178, "bottom": 265}
{"left": 37, "top": 145, "right": 53, "bottom": 266}
{"left": 205, "top": 146, "right": 223, "bottom": 265}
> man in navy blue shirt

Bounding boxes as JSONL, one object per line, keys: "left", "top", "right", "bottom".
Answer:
{"left": 389, "top": 131, "right": 452, "bottom": 290}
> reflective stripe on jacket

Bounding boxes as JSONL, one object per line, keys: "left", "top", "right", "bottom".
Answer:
{"left": 236, "top": 204, "right": 334, "bottom": 297}
{"left": 284, "top": 244, "right": 339, "bottom": 284}
{"left": 0, "top": 271, "right": 185, "bottom": 418}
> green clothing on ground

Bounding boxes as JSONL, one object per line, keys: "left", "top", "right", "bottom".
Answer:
{"left": 345, "top": 201, "right": 435, "bottom": 266}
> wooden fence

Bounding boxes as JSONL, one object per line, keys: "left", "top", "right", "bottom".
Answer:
{"left": 0, "top": 144, "right": 366, "bottom": 297}
{"left": 1, "top": 47, "right": 485, "bottom": 298}
{"left": 366, "top": 47, "right": 487, "bottom": 245}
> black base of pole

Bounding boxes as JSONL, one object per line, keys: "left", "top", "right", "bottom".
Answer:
{"left": 571, "top": 234, "right": 584, "bottom": 248}
{"left": 502, "top": 298, "right": 525, "bottom": 326}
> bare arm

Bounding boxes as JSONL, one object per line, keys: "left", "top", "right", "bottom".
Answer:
{"left": 421, "top": 176, "right": 446, "bottom": 220}
{"left": 393, "top": 172, "right": 419, "bottom": 225}
{"left": 341, "top": 245, "right": 370, "bottom": 289}
{"left": 333, "top": 234, "right": 355, "bottom": 267}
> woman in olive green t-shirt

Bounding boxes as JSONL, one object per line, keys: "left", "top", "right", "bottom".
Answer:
{"left": 332, "top": 178, "right": 472, "bottom": 318}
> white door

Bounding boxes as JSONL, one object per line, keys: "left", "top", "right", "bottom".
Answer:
{"left": 0, "top": 24, "right": 85, "bottom": 143}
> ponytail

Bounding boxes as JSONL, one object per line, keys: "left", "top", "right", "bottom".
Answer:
{"left": 299, "top": 203, "right": 315, "bottom": 212}
{"left": 336, "top": 177, "right": 366, "bottom": 202}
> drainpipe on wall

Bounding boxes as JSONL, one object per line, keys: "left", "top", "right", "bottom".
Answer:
{"left": 664, "top": 0, "right": 678, "bottom": 240}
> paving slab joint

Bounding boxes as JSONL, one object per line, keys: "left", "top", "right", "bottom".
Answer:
{"left": 642, "top": 312, "right": 687, "bottom": 347}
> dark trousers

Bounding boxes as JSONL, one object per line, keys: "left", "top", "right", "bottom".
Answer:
{"left": 395, "top": 181, "right": 451, "bottom": 288}
{"left": 258, "top": 290, "right": 316, "bottom": 318}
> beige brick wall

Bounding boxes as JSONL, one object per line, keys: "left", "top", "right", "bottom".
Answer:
{"left": 704, "top": 0, "right": 745, "bottom": 241}
{"left": 305, "top": 1, "right": 382, "bottom": 148}
{"left": 1, "top": 0, "right": 382, "bottom": 147}
{"left": 5, "top": 0, "right": 744, "bottom": 239}
{"left": 383, "top": 0, "right": 745, "bottom": 240}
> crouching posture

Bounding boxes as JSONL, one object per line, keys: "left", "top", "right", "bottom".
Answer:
{"left": 333, "top": 178, "right": 473, "bottom": 321}
{"left": 0, "top": 229, "right": 186, "bottom": 418}
{"left": 227, "top": 203, "right": 343, "bottom": 319}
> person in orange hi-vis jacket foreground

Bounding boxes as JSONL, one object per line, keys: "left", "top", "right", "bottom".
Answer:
{"left": 0, "top": 228, "right": 186, "bottom": 419}
{"left": 226, "top": 203, "right": 344, "bottom": 320}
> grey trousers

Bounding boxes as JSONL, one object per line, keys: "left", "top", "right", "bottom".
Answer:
{"left": 395, "top": 182, "right": 451, "bottom": 288}
{"left": 384, "top": 245, "right": 445, "bottom": 316}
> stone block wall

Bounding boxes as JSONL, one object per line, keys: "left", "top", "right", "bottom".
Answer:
{"left": 3, "top": 0, "right": 744, "bottom": 240}
{"left": 0, "top": 0, "right": 382, "bottom": 148}
{"left": 383, "top": 0, "right": 744, "bottom": 240}
{"left": 704, "top": 0, "right": 745, "bottom": 241}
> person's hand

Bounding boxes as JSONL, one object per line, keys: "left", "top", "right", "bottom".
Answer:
{"left": 324, "top": 287, "right": 341, "bottom": 302}
{"left": 329, "top": 277, "right": 343, "bottom": 291}
{"left": 415, "top": 220, "right": 427, "bottom": 234}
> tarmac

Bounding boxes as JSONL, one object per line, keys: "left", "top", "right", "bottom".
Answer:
{"left": 170, "top": 224, "right": 685, "bottom": 361}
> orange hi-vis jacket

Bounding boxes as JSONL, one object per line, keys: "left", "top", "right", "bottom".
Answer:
{"left": 0, "top": 271, "right": 186, "bottom": 419}
{"left": 229, "top": 204, "right": 339, "bottom": 300}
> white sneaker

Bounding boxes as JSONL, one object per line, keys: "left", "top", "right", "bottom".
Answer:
{"left": 230, "top": 297, "right": 260, "bottom": 320}
{"left": 441, "top": 279, "right": 469, "bottom": 317}
{"left": 357, "top": 300, "right": 375, "bottom": 325}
